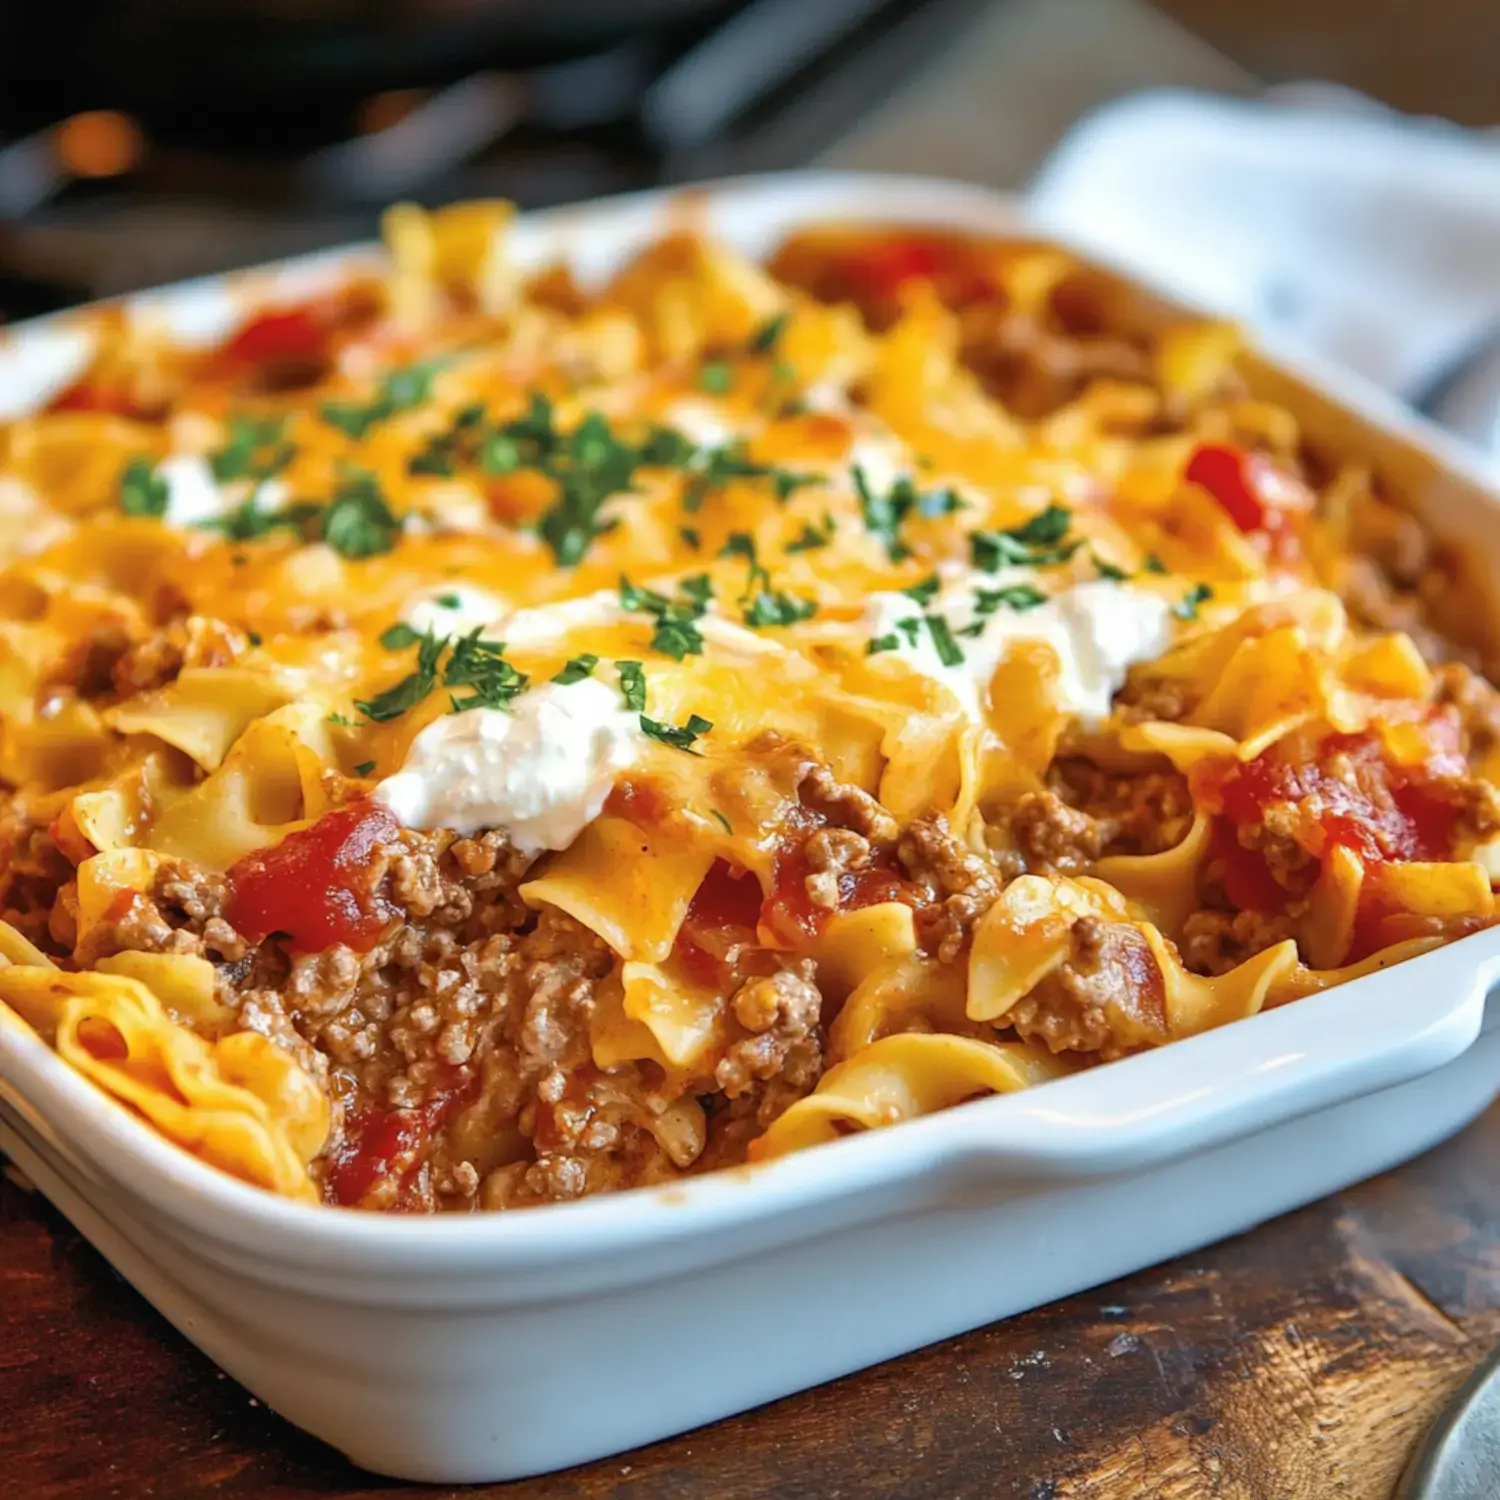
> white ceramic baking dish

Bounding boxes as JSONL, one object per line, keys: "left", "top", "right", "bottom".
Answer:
{"left": 5, "top": 173, "right": 1500, "bottom": 1484}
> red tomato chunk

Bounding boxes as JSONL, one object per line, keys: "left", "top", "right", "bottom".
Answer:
{"left": 326, "top": 1072, "right": 475, "bottom": 1209}
{"left": 1185, "top": 442, "right": 1311, "bottom": 539}
{"left": 226, "top": 802, "right": 399, "bottom": 954}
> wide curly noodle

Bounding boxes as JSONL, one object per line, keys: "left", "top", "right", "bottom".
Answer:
{"left": 1, "top": 201, "right": 1497, "bottom": 1210}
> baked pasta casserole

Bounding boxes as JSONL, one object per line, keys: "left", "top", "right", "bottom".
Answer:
{"left": 2, "top": 201, "right": 1498, "bottom": 1211}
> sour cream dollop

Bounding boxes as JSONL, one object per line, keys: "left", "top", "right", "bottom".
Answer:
{"left": 374, "top": 674, "right": 645, "bottom": 855}
{"left": 861, "top": 573, "right": 1175, "bottom": 726}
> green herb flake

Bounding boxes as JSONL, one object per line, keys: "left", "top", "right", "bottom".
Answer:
{"left": 710, "top": 807, "right": 734, "bottom": 835}
{"left": 902, "top": 574, "right": 941, "bottom": 607}
{"left": 327, "top": 712, "right": 355, "bottom": 727}
{"left": 970, "top": 504, "right": 1079, "bottom": 573}
{"left": 678, "top": 525, "right": 702, "bottom": 551}
{"left": 1143, "top": 552, "right": 1168, "bottom": 574}
{"left": 321, "top": 357, "right": 449, "bottom": 440}
{"left": 353, "top": 760, "right": 376, "bottom": 777}
{"left": 640, "top": 712, "right": 712, "bottom": 754}
{"left": 749, "top": 311, "right": 790, "bottom": 354}
{"left": 924, "top": 614, "right": 965, "bottom": 668}
{"left": 1174, "top": 582, "right": 1214, "bottom": 621}
{"left": 552, "top": 653, "right": 600, "bottom": 685}
{"left": 743, "top": 590, "right": 817, "bottom": 629}
{"left": 697, "top": 361, "right": 734, "bottom": 395}
{"left": 974, "top": 583, "right": 1047, "bottom": 615}
{"left": 1091, "top": 552, "right": 1129, "bottom": 582}
{"left": 443, "top": 629, "right": 530, "bottom": 713}
{"left": 616, "top": 660, "right": 647, "bottom": 712}
{"left": 355, "top": 629, "right": 446, "bottom": 722}
{"left": 434, "top": 592, "right": 462, "bottom": 609}
{"left": 785, "top": 515, "right": 836, "bottom": 553}
{"left": 246, "top": 631, "right": 263, "bottom": 647}
{"left": 771, "top": 469, "right": 817, "bottom": 503}
{"left": 867, "top": 633, "right": 900, "bottom": 655}
{"left": 119, "top": 457, "right": 169, "bottom": 518}
{"left": 896, "top": 617, "right": 922, "bottom": 647}
{"left": 320, "top": 471, "right": 402, "bottom": 559}
{"left": 210, "top": 413, "right": 294, "bottom": 484}
{"left": 682, "top": 444, "right": 770, "bottom": 513}
{"left": 379, "top": 622, "right": 422, "bottom": 651}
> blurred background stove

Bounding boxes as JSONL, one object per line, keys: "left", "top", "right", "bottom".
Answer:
{"left": 0, "top": 0, "right": 1491, "bottom": 321}
{"left": 0, "top": 0, "right": 1008, "bottom": 317}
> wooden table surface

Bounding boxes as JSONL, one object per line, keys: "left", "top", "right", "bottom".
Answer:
{"left": 5, "top": 1099, "right": 1500, "bottom": 1500}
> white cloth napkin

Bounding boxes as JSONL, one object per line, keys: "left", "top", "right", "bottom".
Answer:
{"left": 1027, "top": 87, "right": 1500, "bottom": 462}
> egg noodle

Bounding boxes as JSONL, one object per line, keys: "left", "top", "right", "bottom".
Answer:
{"left": 1, "top": 201, "right": 1497, "bottom": 1210}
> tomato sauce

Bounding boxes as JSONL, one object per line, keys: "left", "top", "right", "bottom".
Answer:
{"left": 673, "top": 859, "right": 763, "bottom": 988}
{"left": 225, "top": 802, "right": 400, "bottom": 954}
{"left": 1195, "top": 729, "right": 1464, "bottom": 912}
{"left": 326, "top": 1070, "right": 476, "bottom": 1209}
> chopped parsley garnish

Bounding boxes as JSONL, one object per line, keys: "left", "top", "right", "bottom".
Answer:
{"left": 640, "top": 713, "right": 712, "bottom": 754}
{"left": 320, "top": 470, "right": 403, "bottom": 559}
{"left": 552, "top": 654, "right": 600, "bottom": 685}
{"left": 353, "top": 760, "right": 376, "bottom": 777}
{"left": 210, "top": 413, "right": 295, "bottom": 483}
{"left": 683, "top": 444, "right": 769, "bottom": 513}
{"left": 119, "top": 457, "right": 168, "bottom": 518}
{"left": 1091, "top": 552, "right": 1128, "bottom": 582}
{"left": 974, "top": 583, "right": 1047, "bottom": 614}
{"left": 616, "top": 660, "right": 647, "bottom": 712}
{"left": 354, "top": 626, "right": 530, "bottom": 720}
{"left": 408, "top": 402, "right": 487, "bottom": 478}
{"left": 902, "top": 574, "right": 942, "bottom": 607}
{"left": 969, "top": 504, "right": 1080, "bottom": 573}
{"left": 897, "top": 617, "right": 922, "bottom": 647}
{"left": 536, "top": 410, "right": 638, "bottom": 566}
{"left": 697, "top": 361, "right": 733, "bottom": 395}
{"left": 1143, "top": 552, "right": 1168, "bottom": 574}
{"left": 867, "top": 634, "right": 900, "bottom": 655}
{"left": 771, "top": 469, "right": 818, "bottom": 503}
{"left": 321, "top": 357, "right": 448, "bottom": 439}
{"left": 743, "top": 589, "right": 817, "bottom": 628}
{"left": 327, "top": 712, "right": 355, "bottom": 727}
{"left": 1174, "top": 582, "right": 1214, "bottom": 621}
{"left": 710, "top": 807, "right": 734, "bottom": 834}
{"left": 444, "top": 629, "right": 529, "bottom": 712}
{"left": 749, "top": 311, "right": 790, "bottom": 354}
{"left": 785, "top": 515, "right": 835, "bottom": 553}
{"left": 194, "top": 494, "right": 304, "bottom": 543}
{"left": 354, "top": 628, "right": 446, "bottom": 722}
{"left": 619, "top": 573, "right": 708, "bottom": 660}
{"left": 852, "top": 467, "right": 956, "bottom": 561}
{"left": 639, "top": 425, "right": 698, "bottom": 468}
{"left": 650, "top": 614, "right": 705, "bottom": 661}
{"left": 679, "top": 573, "right": 715, "bottom": 610}
{"left": 433, "top": 592, "right": 462, "bottom": 608}
{"left": 924, "top": 614, "right": 965, "bottom": 667}
{"left": 678, "top": 525, "right": 702, "bottom": 551}
{"left": 379, "top": 623, "right": 422, "bottom": 651}
{"left": 719, "top": 531, "right": 770, "bottom": 596}
{"left": 247, "top": 631, "right": 263, "bottom": 647}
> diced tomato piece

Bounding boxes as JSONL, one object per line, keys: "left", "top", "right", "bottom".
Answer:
{"left": 1194, "top": 730, "right": 1461, "bottom": 907}
{"left": 46, "top": 379, "right": 147, "bottom": 418}
{"left": 326, "top": 1071, "right": 475, "bottom": 1209}
{"left": 760, "top": 815, "right": 921, "bottom": 948}
{"left": 1185, "top": 442, "right": 1311, "bottom": 543}
{"left": 226, "top": 801, "right": 399, "bottom": 954}
{"left": 217, "top": 304, "right": 331, "bottom": 369}
{"left": 834, "top": 233, "right": 995, "bottom": 306}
